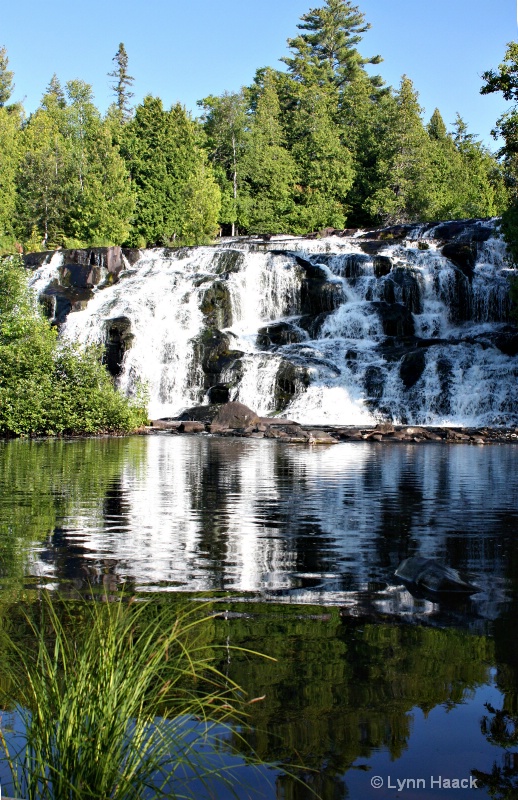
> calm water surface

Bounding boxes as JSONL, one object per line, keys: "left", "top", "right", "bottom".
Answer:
{"left": 0, "top": 434, "right": 517, "bottom": 798}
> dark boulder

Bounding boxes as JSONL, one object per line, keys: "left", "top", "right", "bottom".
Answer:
{"left": 492, "top": 329, "right": 518, "bottom": 357}
{"left": 372, "top": 302, "right": 415, "bottom": 337}
{"left": 256, "top": 322, "right": 307, "bottom": 349}
{"left": 213, "top": 249, "right": 244, "bottom": 276}
{"left": 207, "top": 384, "right": 231, "bottom": 404}
{"left": 274, "top": 359, "right": 312, "bottom": 411}
{"left": 373, "top": 255, "right": 392, "bottom": 277}
{"left": 212, "top": 401, "right": 261, "bottom": 430}
{"left": 442, "top": 242, "right": 477, "bottom": 278}
{"left": 192, "top": 329, "right": 244, "bottom": 390}
{"left": 383, "top": 267, "right": 424, "bottom": 314}
{"left": 294, "top": 255, "right": 345, "bottom": 314}
{"left": 395, "top": 556, "right": 480, "bottom": 596}
{"left": 364, "top": 365, "right": 385, "bottom": 401}
{"left": 177, "top": 405, "right": 221, "bottom": 423}
{"left": 103, "top": 317, "right": 134, "bottom": 377}
{"left": 429, "top": 218, "right": 494, "bottom": 243}
{"left": 200, "top": 281, "right": 233, "bottom": 328}
{"left": 399, "top": 350, "right": 426, "bottom": 389}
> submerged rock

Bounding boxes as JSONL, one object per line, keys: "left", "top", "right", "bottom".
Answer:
{"left": 395, "top": 556, "right": 480, "bottom": 596}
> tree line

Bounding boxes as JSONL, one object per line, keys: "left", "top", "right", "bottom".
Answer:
{"left": 0, "top": 0, "right": 514, "bottom": 254}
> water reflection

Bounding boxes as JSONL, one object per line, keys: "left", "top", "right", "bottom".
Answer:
{"left": 1, "top": 436, "right": 518, "bottom": 798}
{"left": 0, "top": 436, "right": 514, "bottom": 612}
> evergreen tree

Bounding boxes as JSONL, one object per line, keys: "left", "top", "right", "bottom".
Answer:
{"left": 481, "top": 44, "right": 518, "bottom": 260}
{"left": 290, "top": 79, "right": 354, "bottom": 231}
{"left": 43, "top": 74, "right": 66, "bottom": 109}
{"left": 197, "top": 91, "right": 248, "bottom": 235}
{"left": 282, "top": 0, "right": 382, "bottom": 90}
{"left": 15, "top": 106, "right": 69, "bottom": 248}
{"left": 240, "top": 70, "right": 297, "bottom": 233}
{"left": 0, "top": 105, "right": 22, "bottom": 249}
{"left": 366, "top": 76, "right": 434, "bottom": 224}
{"left": 17, "top": 81, "right": 134, "bottom": 248}
{"left": 108, "top": 43, "right": 134, "bottom": 121}
{"left": 122, "top": 96, "right": 220, "bottom": 245}
{"left": 0, "top": 46, "right": 14, "bottom": 107}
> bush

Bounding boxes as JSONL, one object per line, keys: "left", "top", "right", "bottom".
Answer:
{"left": 0, "top": 255, "right": 148, "bottom": 436}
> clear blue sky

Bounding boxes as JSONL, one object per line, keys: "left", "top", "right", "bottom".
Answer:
{"left": 2, "top": 0, "right": 515, "bottom": 147}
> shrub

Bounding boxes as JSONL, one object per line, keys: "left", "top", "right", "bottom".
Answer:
{"left": 0, "top": 596, "right": 270, "bottom": 799}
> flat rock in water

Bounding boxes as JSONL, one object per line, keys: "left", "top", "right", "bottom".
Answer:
{"left": 395, "top": 556, "right": 480, "bottom": 596}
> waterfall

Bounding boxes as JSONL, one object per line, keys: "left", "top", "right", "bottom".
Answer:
{"left": 28, "top": 219, "right": 518, "bottom": 426}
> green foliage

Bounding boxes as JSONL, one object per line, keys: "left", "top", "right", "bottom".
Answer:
{"left": 0, "top": 256, "right": 147, "bottom": 436}
{"left": 123, "top": 97, "right": 221, "bottom": 246}
{"left": 0, "top": 595, "right": 265, "bottom": 799}
{"left": 16, "top": 81, "right": 135, "bottom": 249}
{"left": 0, "top": 105, "right": 22, "bottom": 245}
{"left": 0, "top": 45, "right": 15, "bottom": 107}
{"left": 108, "top": 42, "right": 134, "bottom": 121}
{"left": 482, "top": 42, "right": 518, "bottom": 273}
{"left": 282, "top": 0, "right": 382, "bottom": 90}
{"left": 240, "top": 70, "right": 297, "bottom": 233}
{"left": 197, "top": 91, "right": 248, "bottom": 234}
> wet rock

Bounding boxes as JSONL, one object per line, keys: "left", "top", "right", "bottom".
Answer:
{"left": 192, "top": 329, "right": 244, "bottom": 390}
{"left": 364, "top": 365, "right": 385, "bottom": 401}
{"left": 274, "top": 359, "right": 312, "bottom": 411}
{"left": 207, "top": 384, "right": 231, "bottom": 404}
{"left": 297, "top": 312, "right": 332, "bottom": 338}
{"left": 441, "top": 266, "right": 472, "bottom": 324}
{"left": 372, "top": 302, "right": 415, "bottom": 337}
{"left": 492, "top": 329, "right": 518, "bottom": 357}
{"left": 429, "top": 218, "right": 494, "bottom": 243}
{"left": 179, "top": 420, "right": 206, "bottom": 433}
{"left": 213, "top": 249, "right": 244, "bottom": 276}
{"left": 178, "top": 405, "right": 221, "bottom": 423}
{"left": 150, "top": 420, "right": 182, "bottom": 430}
{"left": 200, "top": 281, "right": 233, "bottom": 328}
{"left": 295, "top": 255, "right": 345, "bottom": 314}
{"left": 399, "top": 350, "right": 426, "bottom": 389}
{"left": 375, "top": 422, "right": 395, "bottom": 434}
{"left": 442, "top": 242, "right": 477, "bottom": 278}
{"left": 211, "top": 401, "right": 261, "bottom": 430}
{"left": 373, "top": 255, "right": 392, "bottom": 277}
{"left": 383, "top": 267, "right": 424, "bottom": 314}
{"left": 256, "top": 322, "right": 307, "bottom": 349}
{"left": 324, "top": 253, "right": 370, "bottom": 280}
{"left": 103, "top": 317, "right": 134, "bottom": 377}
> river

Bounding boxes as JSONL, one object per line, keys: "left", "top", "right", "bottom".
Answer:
{"left": 0, "top": 434, "right": 517, "bottom": 798}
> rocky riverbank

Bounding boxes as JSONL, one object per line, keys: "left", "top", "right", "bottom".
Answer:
{"left": 147, "top": 402, "right": 518, "bottom": 445}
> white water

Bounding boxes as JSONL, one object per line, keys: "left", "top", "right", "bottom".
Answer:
{"left": 30, "top": 222, "right": 518, "bottom": 426}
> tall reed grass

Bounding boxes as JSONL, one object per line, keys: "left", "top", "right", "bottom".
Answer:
{"left": 0, "top": 595, "right": 272, "bottom": 799}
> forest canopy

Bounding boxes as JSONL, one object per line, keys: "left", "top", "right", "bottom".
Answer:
{"left": 0, "top": 1, "right": 511, "bottom": 254}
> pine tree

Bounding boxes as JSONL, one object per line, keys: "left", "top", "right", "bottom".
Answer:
{"left": 0, "top": 46, "right": 14, "bottom": 107}
{"left": 108, "top": 43, "right": 134, "bottom": 121}
{"left": 282, "top": 0, "right": 382, "bottom": 90}
{"left": 240, "top": 70, "right": 297, "bottom": 233}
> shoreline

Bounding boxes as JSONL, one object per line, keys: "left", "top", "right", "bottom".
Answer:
{"left": 147, "top": 419, "right": 518, "bottom": 445}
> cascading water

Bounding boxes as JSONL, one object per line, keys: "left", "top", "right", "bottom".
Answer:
{"left": 28, "top": 219, "right": 518, "bottom": 426}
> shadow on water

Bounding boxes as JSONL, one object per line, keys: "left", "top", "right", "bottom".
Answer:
{"left": 0, "top": 435, "right": 517, "bottom": 798}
